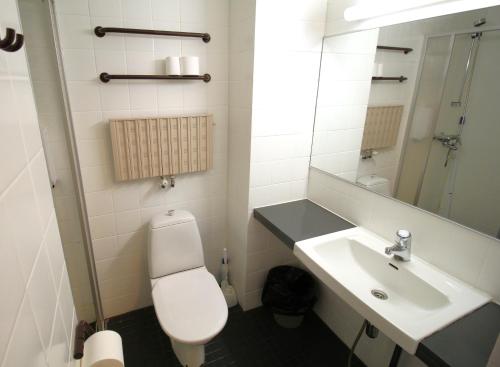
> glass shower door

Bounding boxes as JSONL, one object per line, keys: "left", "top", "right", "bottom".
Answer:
{"left": 407, "top": 29, "right": 500, "bottom": 238}
{"left": 445, "top": 30, "right": 500, "bottom": 237}
{"left": 396, "top": 35, "right": 453, "bottom": 205}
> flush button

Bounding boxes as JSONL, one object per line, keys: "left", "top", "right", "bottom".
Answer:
{"left": 167, "top": 209, "right": 175, "bottom": 216}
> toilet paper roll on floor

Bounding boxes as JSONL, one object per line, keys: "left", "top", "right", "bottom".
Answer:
{"left": 81, "top": 331, "right": 124, "bottom": 367}
{"left": 180, "top": 56, "right": 200, "bottom": 76}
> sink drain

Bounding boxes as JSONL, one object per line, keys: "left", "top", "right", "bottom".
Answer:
{"left": 371, "top": 289, "right": 388, "bottom": 300}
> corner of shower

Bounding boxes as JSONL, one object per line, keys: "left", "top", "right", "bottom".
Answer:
{"left": 18, "top": 0, "right": 105, "bottom": 330}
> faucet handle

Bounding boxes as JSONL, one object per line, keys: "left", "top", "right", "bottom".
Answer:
{"left": 396, "top": 229, "right": 411, "bottom": 239}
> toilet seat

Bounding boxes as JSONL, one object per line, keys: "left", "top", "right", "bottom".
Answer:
{"left": 152, "top": 267, "right": 228, "bottom": 345}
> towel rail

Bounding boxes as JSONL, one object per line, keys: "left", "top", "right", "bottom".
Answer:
{"left": 99, "top": 72, "right": 211, "bottom": 83}
{"left": 377, "top": 45, "right": 413, "bottom": 54}
{"left": 94, "top": 26, "right": 210, "bottom": 43}
{"left": 372, "top": 76, "right": 407, "bottom": 83}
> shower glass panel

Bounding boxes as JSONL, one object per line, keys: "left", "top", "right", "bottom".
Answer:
{"left": 395, "top": 35, "right": 453, "bottom": 205}
{"left": 444, "top": 30, "right": 500, "bottom": 236}
{"left": 398, "top": 29, "right": 500, "bottom": 238}
{"left": 18, "top": 0, "right": 101, "bottom": 323}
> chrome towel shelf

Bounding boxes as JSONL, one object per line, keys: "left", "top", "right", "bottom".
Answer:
{"left": 94, "top": 26, "right": 210, "bottom": 43}
{"left": 99, "top": 72, "right": 211, "bottom": 83}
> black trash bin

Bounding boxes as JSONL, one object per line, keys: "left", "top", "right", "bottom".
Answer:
{"left": 261, "top": 265, "right": 317, "bottom": 328}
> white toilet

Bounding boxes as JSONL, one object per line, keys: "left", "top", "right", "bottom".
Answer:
{"left": 148, "top": 210, "right": 228, "bottom": 367}
{"left": 356, "top": 174, "right": 391, "bottom": 195}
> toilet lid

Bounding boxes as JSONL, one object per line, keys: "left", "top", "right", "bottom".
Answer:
{"left": 152, "top": 267, "right": 228, "bottom": 344}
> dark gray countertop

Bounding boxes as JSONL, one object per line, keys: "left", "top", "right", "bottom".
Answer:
{"left": 416, "top": 302, "right": 500, "bottom": 367}
{"left": 253, "top": 199, "right": 354, "bottom": 249}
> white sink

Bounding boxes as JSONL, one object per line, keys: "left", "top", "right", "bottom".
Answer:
{"left": 294, "top": 227, "right": 490, "bottom": 353}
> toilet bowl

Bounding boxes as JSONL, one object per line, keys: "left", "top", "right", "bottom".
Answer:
{"left": 148, "top": 210, "right": 228, "bottom": 366}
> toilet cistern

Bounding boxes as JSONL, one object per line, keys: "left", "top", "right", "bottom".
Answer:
{"left": 385, "top": 230, "right": 412, "bottom": 261}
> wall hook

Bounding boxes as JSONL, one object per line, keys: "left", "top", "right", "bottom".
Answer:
{"left": 0, "top": 28, "right": 16, "bottom": 49}
{"left": 3, "top": 33, "right": 24, "bottom": 52}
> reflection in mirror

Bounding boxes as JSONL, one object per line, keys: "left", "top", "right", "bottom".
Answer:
{"left": 311, "top": 6, "right": 500, "bottom": 239}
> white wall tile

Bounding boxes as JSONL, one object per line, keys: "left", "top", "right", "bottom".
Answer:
{"left": 1, "top": 297, "right": 47, "bottom": 367}
{"left": 46, "top": 308, "right": 69, "bottom": 367}
{"left": 86, "top": 191, "right": 114, "bottom": 217}
{"left": 27, "top": 248, "right": 57, "bottom": 349}
{"left": 89, "top": 214, "right": 116, "bottom": 239}
{"left": 62, "top": 49, "right": 97, "bottom": 81}
{"left": 123, "top": 0, "right": 152, "bottom": 21}
{"left": 0, "top": 2, "right": 76, "bottom": 365}
{"left": 89, "top": 0, "right": 122, "bottom": 18}
{"left": 57, "top": 15, "right": 93, "bottom": 50}
{"left": 56, "top": 0, "right": 89, "bottom": 16}
{"left": 67, "top": 82, "right": 101, "bottom": 112}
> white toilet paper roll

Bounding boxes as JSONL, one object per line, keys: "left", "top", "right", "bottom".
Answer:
{"left": 82, "top": 331, "right": 124, "bottom": 367}
{"left": 180, "top": 56, "right": 200, "bottom": 76}
{"left": 165, "top": 56, "right": 181, "bottom": 76}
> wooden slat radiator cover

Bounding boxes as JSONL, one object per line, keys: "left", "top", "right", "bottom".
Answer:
{"left": 361, "top": 106, "right": 403, "bottom": 150}
{"left": 110, "top": 115, "right": 213, "bottom": 181}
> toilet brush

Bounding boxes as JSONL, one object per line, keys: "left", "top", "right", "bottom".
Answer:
{"left": 221, "top": 248, "right": 238, "bottom": 307}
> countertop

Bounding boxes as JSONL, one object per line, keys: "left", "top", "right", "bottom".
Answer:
{"left": 416, "top": 302, "right": 500, "bottom": 367}
{"left": 253, "top": 199, "right": 354, "bottom": 249}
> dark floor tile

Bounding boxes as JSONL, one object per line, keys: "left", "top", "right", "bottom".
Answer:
{"left": 107, "top": 305, "right": 365, "bottom": 367}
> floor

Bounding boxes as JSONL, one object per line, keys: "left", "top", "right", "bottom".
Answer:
{"left": 107, "top": 305, "right": 365, "bottom": 367}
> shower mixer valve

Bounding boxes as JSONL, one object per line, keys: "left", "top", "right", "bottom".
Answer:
{"left": 433, "top": 134, "right": 461, "bottom": 150}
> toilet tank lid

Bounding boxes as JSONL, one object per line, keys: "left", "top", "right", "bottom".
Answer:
{"left": 150, "top": 210, "right": 195, "bottom": 229}
{"left": 357, "top": 175, "right": 389, "bottom": 186}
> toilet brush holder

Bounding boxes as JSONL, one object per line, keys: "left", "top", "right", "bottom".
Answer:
{"left": 221, "top": 280, "right": 238, "bottom": 308}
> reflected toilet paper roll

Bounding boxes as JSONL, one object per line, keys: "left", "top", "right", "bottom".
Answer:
{"left": 180, "top": 56, "right": 200, "bottom": 76}
{"left": 82, "top": 331, "right": 124, "bottom": 367}
{"left": 165, "top": 56, "right": 181, "bottom": 76}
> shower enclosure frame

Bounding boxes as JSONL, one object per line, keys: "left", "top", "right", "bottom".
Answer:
{"left": 394, "top": 25, "right": 500, "bottom": 209}
{"left": 46, "top": 1, "right": 105, "bottom": 330}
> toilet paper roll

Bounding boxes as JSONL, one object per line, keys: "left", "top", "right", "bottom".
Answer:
{"left": 372, "top": 63, "right": 384, "bottom": 76}
{"left": 180, "top": 56, "right": 200, "bottom": 76}
{"left": 82, "top": 331, "right": 124, "bottom": 367}
{"left": 165, "top": 56, "right": 181, "bottom": 76}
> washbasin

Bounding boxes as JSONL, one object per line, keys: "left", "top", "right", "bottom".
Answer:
{"left": 294, "top": 227, "right": 490, "bottom": 353}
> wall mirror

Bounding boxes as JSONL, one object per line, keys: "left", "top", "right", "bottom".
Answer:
{"left": 311, "top": 6, "right": 500, "bottom": 239}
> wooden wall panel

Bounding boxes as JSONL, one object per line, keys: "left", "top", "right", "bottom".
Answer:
{"left": 110, "top": 115, "right": 214, "bottom": 181}
{"left": 362, "top": 106, "right": 403, "bottom": 150}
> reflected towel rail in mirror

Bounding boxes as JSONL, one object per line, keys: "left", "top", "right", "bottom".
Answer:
{"left": 94, "top": 26, "right": 210, "bottom": 42}
{"left": 372, "top": 76, "right": 408, "bottom": 82}
{"left": 377, "top": 45, "right": 413, "bottom": 54}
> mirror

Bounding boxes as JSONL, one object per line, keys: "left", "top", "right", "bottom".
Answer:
{"left": 311, "top": 6, "right": 500, "bottom": 239}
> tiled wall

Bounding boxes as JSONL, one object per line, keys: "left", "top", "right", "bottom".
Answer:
{"left": 243, "top": 0, "right": 327, "bottom": 309}
{"left": 53, "top": 0, "right": 229, "bottom": 318}
{"left": 0, "top": 0, "right": 76, "bottom": 366}
{"left": 310, "top": 29, "right": 378, "bottom": 182}
{"left": 18, "top": 0, "right": 95, "bottom": 323}
{"left": 226, "top": 0, "right": 256, "bottom": 303}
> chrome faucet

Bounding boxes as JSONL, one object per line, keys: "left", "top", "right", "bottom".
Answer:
{"left": 385, "top": 230, "right": 412, "bottom": 261}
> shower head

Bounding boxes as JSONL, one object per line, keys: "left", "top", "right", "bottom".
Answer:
{"left": 474, "top": 18, "right": 486, "bottom": 27}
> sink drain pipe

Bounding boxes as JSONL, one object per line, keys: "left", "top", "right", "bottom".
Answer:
{"left": 347, "top": 319, "right": 403, "bottom": 367}
{"left": 347, "top": 320, "right": 368, "bottom": 367}
{"left": 347, "top": 319, "right": 382, "bottom": 367}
